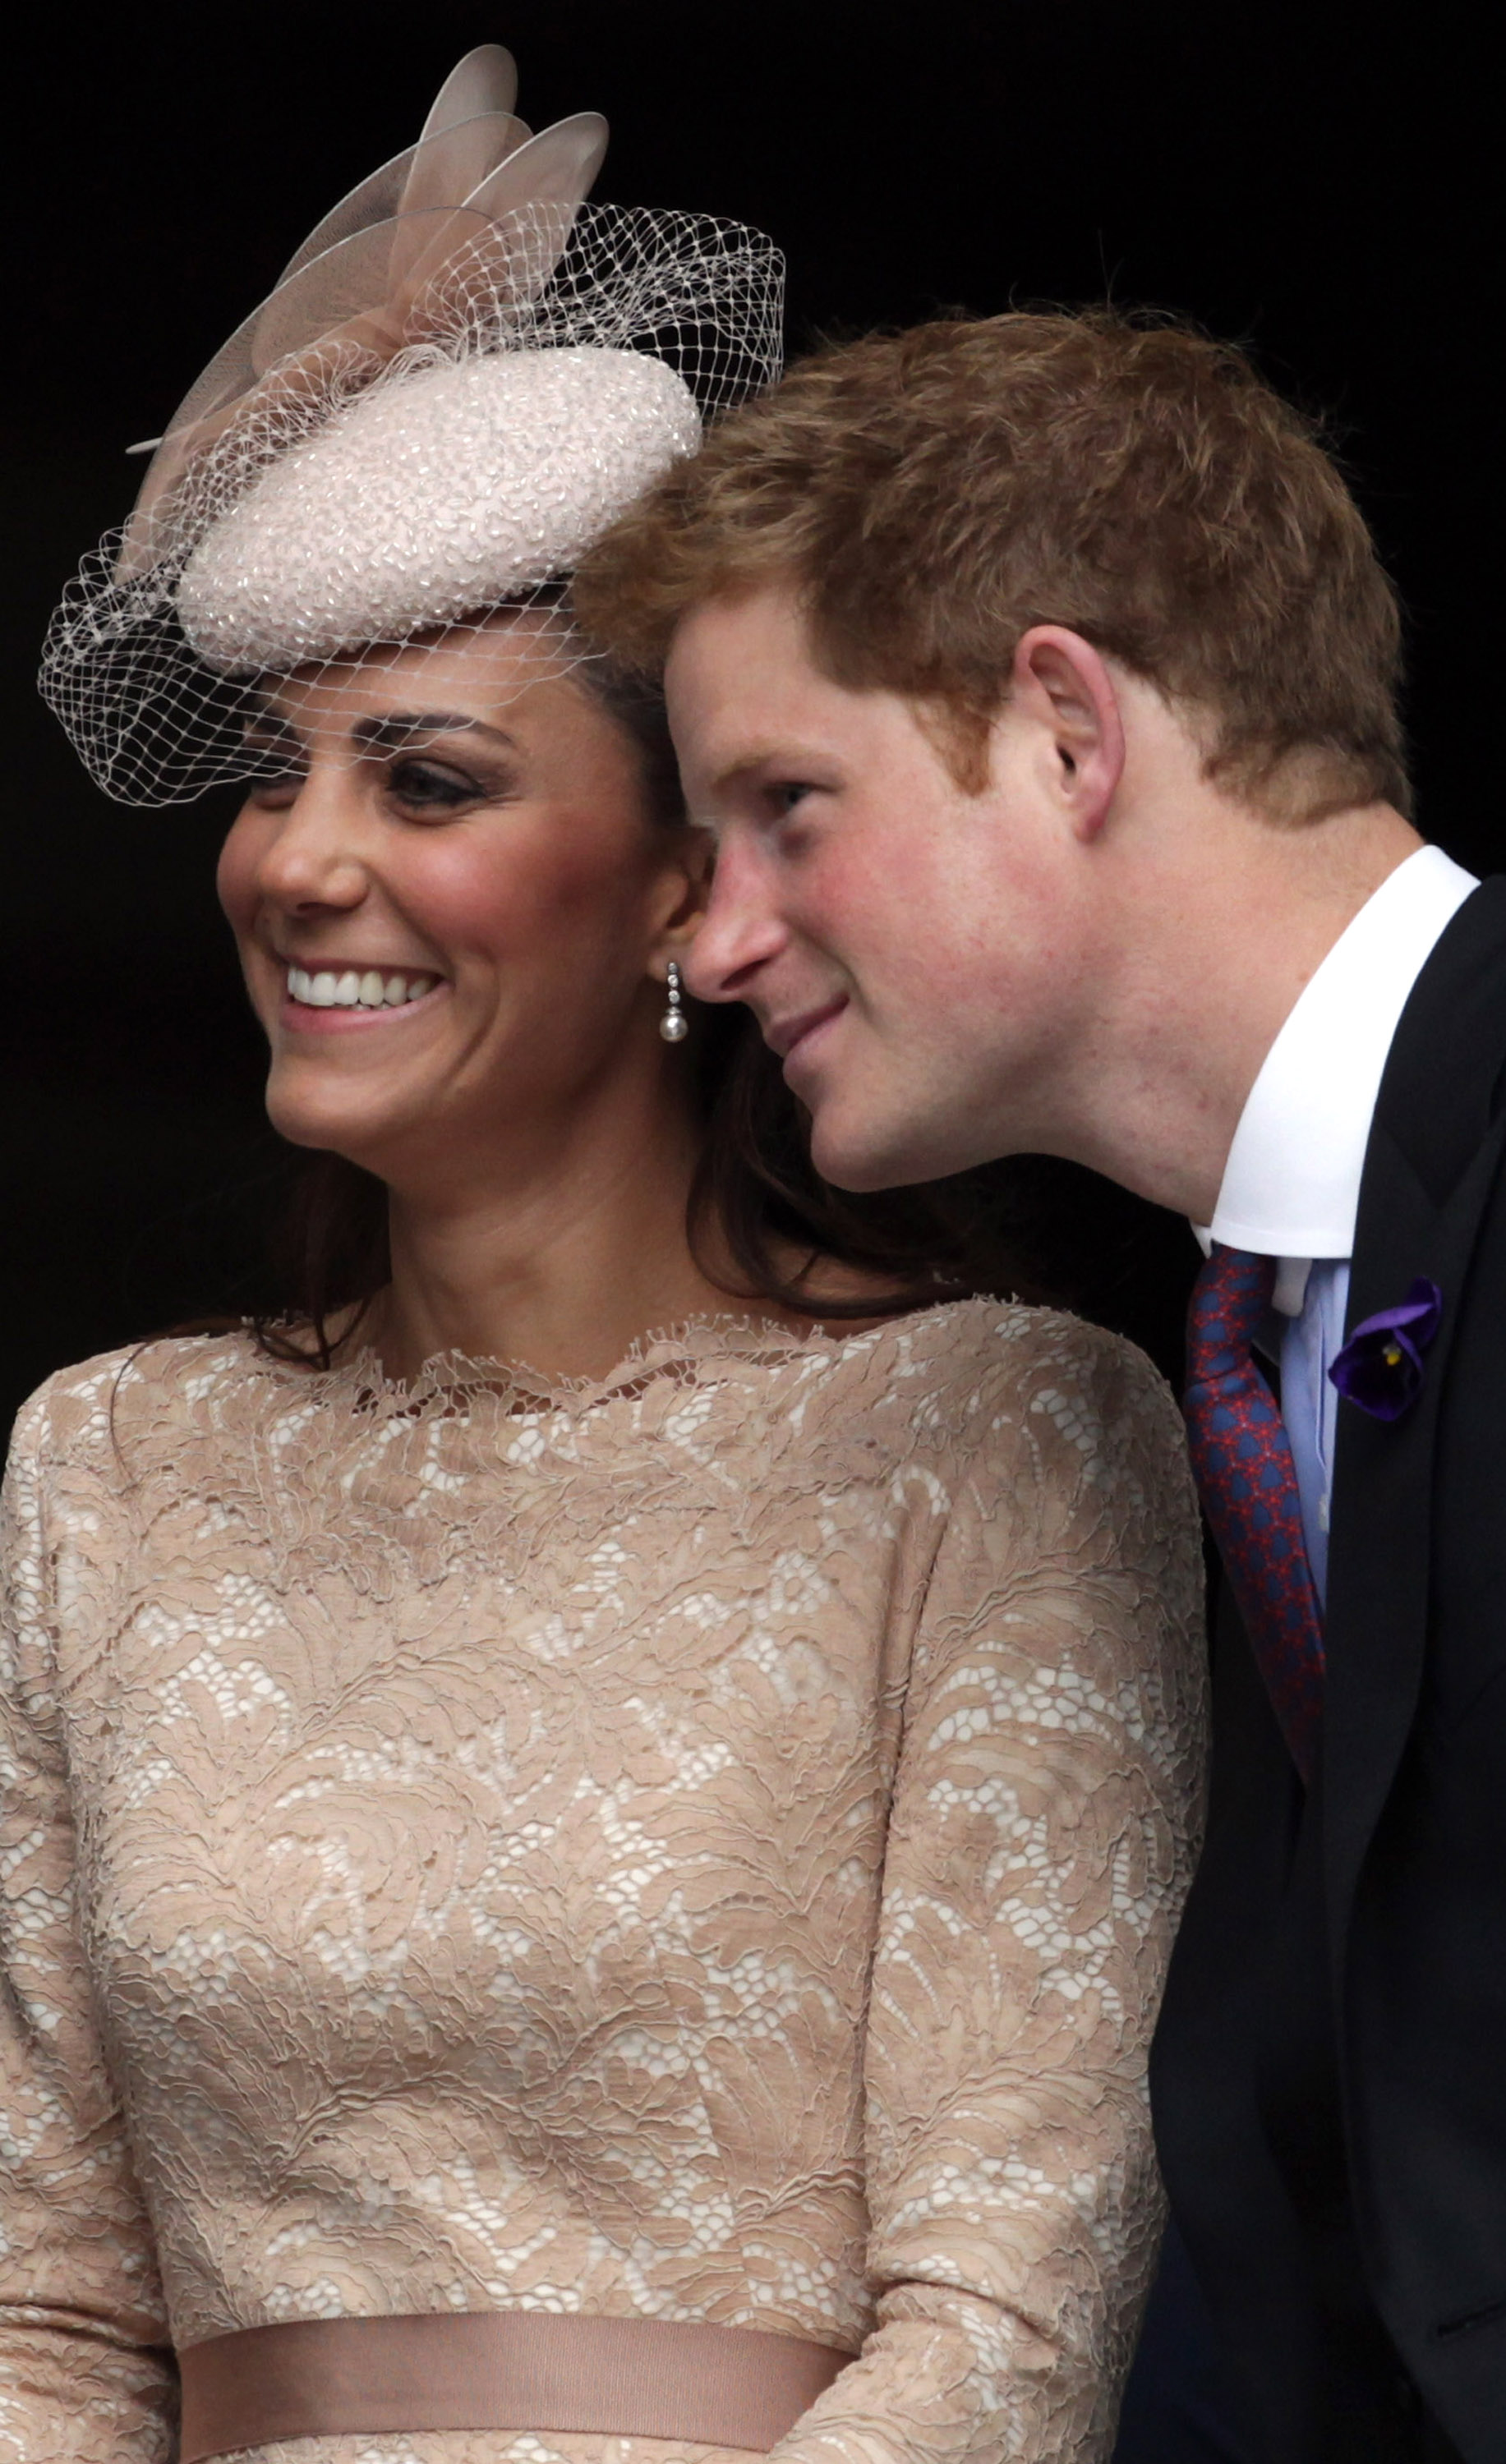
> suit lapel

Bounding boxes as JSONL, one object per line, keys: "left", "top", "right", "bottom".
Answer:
{"left": 1324, "top": 879, "right": 1506, "bottom": 1952}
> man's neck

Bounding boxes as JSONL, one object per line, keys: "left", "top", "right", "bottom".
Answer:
{"left": 1065, "top": 801, "right": 1425, "bottom": 1222}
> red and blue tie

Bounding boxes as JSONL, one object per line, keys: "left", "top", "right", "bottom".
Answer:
{"left": 1183, "top": 1243, "right": 1324, "bottom": 1780}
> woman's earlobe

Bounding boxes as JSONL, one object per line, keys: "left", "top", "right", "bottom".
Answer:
{"left": 659, "top": 853, "right": 713, "bottom": 939}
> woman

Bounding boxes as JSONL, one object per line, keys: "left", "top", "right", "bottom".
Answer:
{"left": 5, "top": 46, "right": 1206, "bottom": 2464}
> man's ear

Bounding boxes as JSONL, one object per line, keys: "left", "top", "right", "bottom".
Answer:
{"left": 1010, "top": 624, "right": 1126, "bottom": 841}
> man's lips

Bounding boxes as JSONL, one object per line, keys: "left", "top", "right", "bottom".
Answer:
{"left": 765, "top": 996, "right": 847, "bottom": 1061}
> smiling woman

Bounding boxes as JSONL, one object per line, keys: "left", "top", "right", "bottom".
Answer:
{"left": 211, "top": 609, "right": 733, "bottom": 1384}
{"left": 4, "top": 43, "right": 1208, "bottom": 2464}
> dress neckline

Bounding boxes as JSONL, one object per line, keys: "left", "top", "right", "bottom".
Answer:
{"left": 254, "top": 1299, "right": 988, "bottom": 1423}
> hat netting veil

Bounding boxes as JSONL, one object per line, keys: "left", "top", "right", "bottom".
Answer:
{"left": 39, "top": 45, "right": 785, "bottom": 806}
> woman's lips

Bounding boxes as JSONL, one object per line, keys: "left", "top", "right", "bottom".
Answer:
{"left": 277, "top": 977, "right": 451, "bottom": 1035}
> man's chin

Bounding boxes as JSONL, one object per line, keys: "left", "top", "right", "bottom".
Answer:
{"left": 808, "top": 1107, "right": 964, "bottom": 1195}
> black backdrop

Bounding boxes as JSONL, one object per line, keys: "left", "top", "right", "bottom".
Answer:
{"left": 6, "top": 0, "right": 1493, "bottom": 1434}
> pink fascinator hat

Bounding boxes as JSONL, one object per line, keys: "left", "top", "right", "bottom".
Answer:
{"left": 40, "top": 44, "right": 784, "bottom": 803}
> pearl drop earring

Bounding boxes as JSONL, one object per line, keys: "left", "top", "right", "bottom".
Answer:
{"left": 659, "top": 958, "right": 689, "bottom": 1043}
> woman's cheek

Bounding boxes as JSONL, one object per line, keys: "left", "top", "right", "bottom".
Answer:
{"left": 412, "top": 839, "right": 599, "bottom": 958}
{"left": 216, "top": 807, "right": 269, "bottom": 936}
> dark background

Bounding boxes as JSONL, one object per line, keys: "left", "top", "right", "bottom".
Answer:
{"left": 6, "top": 0, "right": 1492, "bottom": 1433}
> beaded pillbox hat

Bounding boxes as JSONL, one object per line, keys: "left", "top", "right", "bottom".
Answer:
{"left": 39, "top": 45, "right": 784, "bottom": 804}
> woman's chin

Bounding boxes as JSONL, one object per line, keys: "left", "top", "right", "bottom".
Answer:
{"left": 264, "top": 1083, "right": 409, "bottom": 1172}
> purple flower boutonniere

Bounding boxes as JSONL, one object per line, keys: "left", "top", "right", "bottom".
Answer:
{"left": 1329, "top": 1278, "right": 1444, "bottom": 1422}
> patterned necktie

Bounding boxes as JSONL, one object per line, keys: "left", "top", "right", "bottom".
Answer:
{"left": 1183, "top": 1244, "right": 1324, "bottom": 1779}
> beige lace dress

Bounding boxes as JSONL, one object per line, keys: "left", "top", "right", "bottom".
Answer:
{"left": 0, "top": 1299, "right": 1205, "bottom": 2464}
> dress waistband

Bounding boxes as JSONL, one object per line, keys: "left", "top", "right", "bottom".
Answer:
{"left": 176, "top": 2310, "right": 853, "bottom": 2460}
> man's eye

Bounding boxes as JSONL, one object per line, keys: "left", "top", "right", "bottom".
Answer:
{"left": 769, "top": 781, "right": 816, "bottom": 816}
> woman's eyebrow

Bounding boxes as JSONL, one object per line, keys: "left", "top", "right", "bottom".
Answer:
{"left": 242, "top": 707, "right": 306, "bottom": 747}
{"left": 352, "top": 713, "right": 521, "bottom": 752}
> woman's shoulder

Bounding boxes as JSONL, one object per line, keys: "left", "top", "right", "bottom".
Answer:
{"left": 783, "top": 1294, "right": 1189, "bottom": 1489}
{"left": 844, "top": 1293, "right": 1179, "bottom": 1418}
{"left": 872, "top": 1300, "right": 1201, "bottom": 1611}
{"left": 7, "top": 1327, "right": 269, "bottom": 1482}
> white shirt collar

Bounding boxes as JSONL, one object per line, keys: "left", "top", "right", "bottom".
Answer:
{"left": 1199, "top": 844, "right": 1478, "bottom": 1268}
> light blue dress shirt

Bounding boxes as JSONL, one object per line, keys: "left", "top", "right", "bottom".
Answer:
{"left": 1277, "top": 1258, "right": 1349, "bottom": 1603}
{"left": 1197, "top": 846, "right": 1478, "bottom": 1607}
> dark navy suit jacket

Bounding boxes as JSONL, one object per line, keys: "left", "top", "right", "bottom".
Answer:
{"left": 1134, "top": 882, "right": 1506, "bottom": 2464}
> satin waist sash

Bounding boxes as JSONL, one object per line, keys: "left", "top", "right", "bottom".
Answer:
{"left": 177, "top": 2310, "right": 853, "bottom": 2460}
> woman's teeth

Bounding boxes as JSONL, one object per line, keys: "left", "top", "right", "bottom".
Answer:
{"left": 287, "top": 966, "right": 440, "bottom": 1009}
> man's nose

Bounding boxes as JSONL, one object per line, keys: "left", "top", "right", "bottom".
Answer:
{"left": 684, "top": 831, "right": 787, "bottom": 1003}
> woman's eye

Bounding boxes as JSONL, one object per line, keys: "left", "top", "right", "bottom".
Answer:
{"left": 245, "top": 763, "right": 307, "bottom": 807}
{"left": 242, "top": 737, "right": 307, "bottom": 802}
{"left": 387, "top": 756, "right": 485, "bottom": 812}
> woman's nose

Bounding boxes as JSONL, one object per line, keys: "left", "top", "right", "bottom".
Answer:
{"left": 683, "top": 831, "right": 788, "bottom": 1002}
{"left": 255, "top": 773, "right": 371, "bottom": 912}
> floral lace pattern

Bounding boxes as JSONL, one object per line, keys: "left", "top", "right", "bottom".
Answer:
{"left": 1, "top": 1301, "right": 1205, "bottom": 2462}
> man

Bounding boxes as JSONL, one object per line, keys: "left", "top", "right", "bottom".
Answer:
{"left": 574, "top": 312, "right": 1504, "bottom": 2462}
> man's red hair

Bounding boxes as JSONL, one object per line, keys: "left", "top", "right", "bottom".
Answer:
{"left": 574, "top": 310, "right": 1409, "bottom": 820}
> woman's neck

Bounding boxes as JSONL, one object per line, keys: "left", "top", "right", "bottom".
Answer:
{"left": 372, "top": 1100, "right": 744, "bottom": 1386}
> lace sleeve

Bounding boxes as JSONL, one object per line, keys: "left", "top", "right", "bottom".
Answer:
{"left": 767, "top": 1316, "right": 1207, "bottom": 2464}
{"left": 0, "top": 1387, "right": 177, "bottom": 2464}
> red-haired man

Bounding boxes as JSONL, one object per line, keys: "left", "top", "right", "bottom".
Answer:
{"left": 577, "top": 313, "right": 1495, "bottom": 2464}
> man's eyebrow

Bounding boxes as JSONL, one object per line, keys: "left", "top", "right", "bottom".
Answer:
{"left": 707, "top": 742, "right": 814, "bottom": 797}
{"left": 351, "top": 713, "right": 520, "bottom": 752}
